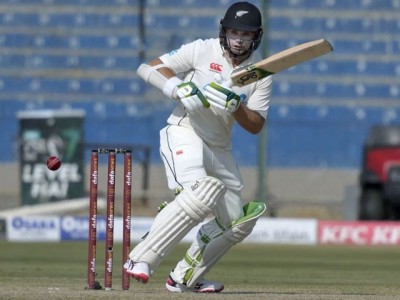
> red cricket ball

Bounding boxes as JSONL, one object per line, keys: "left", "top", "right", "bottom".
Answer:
{"left": 47, "top": 156, "right": 62, "bottom": 171}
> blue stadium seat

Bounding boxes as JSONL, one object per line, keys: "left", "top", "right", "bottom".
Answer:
{"left": 272, "top": 0, "right": 397, "bottom": 9}
{"left": 0, "top": 76, "right": 144, "bottom": 95}
{"left": 0, "top": 54, "right": 140, "bottom": 70}
{"left": 0, "top": 0, "right": 398, "bottom": 168}
{"left": 5, "top": 0, "right": 137, "bottom": 5}
{"left": 271, "top": 16, "right": 396, "bottom": 35}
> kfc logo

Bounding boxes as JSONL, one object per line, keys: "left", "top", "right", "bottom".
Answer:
{"left": 318, "top": 221, "right": 400, "bottom": 245}
{"left": 210, "top": 63, "right": 223, "bottom": 72}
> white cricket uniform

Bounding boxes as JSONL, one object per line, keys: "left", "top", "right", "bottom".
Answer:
{"left": 159, "top": 38, "right": 271, "bottom": 225}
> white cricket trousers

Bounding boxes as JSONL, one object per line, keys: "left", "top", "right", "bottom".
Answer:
{"left": 159, "top": 125, "right": 244, "bottom": 225}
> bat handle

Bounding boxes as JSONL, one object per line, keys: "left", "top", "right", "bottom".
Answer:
{"left": 222, "top": 79, "right": 233, "bottom": 88}
{"left": 214, "top": 74, "right": 233, "bottom": 88}
{"left": 212, "top": 75, "right": 245, "bottom": 101}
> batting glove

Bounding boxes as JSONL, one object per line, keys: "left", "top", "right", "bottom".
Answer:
{"left": 176, "top": 82, "right": 210, "bottom": 114}
{"left": 204, "top": 82, "right": 243, "bottom": 113}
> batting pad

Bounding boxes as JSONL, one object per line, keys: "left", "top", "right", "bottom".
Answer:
{"left": 129, "top": 176, "right": 226, "bottom": 273}
{"left": 179, "top": 202, "right": 266, "bottom": 288}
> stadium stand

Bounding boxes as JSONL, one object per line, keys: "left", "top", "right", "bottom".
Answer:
{"left": 0, "top": 0, "right": 399, "bottom": 169}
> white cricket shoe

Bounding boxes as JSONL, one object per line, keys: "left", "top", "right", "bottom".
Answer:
{"left": 165, "top": 272, "right": 224, "bottom": 293}
{"left": 124, "top": 260, "right": 150, "bottom": 283}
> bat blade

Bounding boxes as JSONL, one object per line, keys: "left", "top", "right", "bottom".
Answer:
{"left": 230, "top": 39, "right": 333, "bottom": 87}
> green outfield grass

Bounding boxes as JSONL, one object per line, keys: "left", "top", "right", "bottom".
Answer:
{"left": 1, "top": 241, "right": 399, "bottom": 299}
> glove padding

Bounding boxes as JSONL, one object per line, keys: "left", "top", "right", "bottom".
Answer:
{"left": 176, "top": 82, "right": 210, "bottom": 114}
{"left": 204, "top": 82, "right": 242, "bottom": 113}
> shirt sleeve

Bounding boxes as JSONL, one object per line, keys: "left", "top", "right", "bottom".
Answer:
{"left": 159, "top": 40, "right": 203, "bottom": 75}
{"left": 243, "top": 76, "right": 272, "bottom": 120}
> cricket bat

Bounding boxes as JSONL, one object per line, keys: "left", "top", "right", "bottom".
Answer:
{"left": 230, "top": 38, "right": 333, "bottom": 87}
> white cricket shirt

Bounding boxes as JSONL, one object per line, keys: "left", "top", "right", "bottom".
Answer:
{"left": 159, "top": 38, "right": 272, "bottom": 150}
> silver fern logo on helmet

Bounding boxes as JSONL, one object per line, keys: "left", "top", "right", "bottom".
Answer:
{"left": 235, "top": 11, "right": 249, "bottom": 18}
{"left": 219, "top": 2, "right": 263, "bottom": 57}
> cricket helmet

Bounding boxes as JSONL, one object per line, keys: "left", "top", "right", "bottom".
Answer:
{"left": 219, "top": 1, "right": 263, "bottom": 56}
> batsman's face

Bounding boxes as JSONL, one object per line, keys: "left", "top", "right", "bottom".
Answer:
{"left": 226, "top": 28, "right": 256, "bottom": 55}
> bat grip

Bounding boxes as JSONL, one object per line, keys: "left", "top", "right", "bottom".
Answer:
{"left": 214, "top": 73, "right": 233, "bottom": 88}
{"left": 222, "top": 79, "right": 233, "bottom": 88}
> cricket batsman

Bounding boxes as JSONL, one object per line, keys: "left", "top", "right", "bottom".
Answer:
{"left": 124, "top": 1, "right": 270, "bottom": 293}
